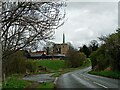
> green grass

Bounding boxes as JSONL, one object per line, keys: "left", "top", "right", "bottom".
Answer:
{"left": 51, "top": 58, "right": 91, "bottom": 77}
{"left": 88, "top": 71, "right": 120, "bottom": 79}
{"left": 81, "top": 58, "right": 91, "bottom": 67}
{"left": 2, "top": 74, "right": 31, "bottom": 89}
{"left": 2, "top": 74, "right": 31, "bottom": 88}
{"left": 37, "top": 82, "right": 55, "bottom": 88}
{"left": 33, "top": 60, "right": 65, "bottom": 71}
{"left": 29, "top": 58, "right": 91, "bottom": 73}
{"left": 0, "top": 83, "right": 2, "bottom": 89}
{"left": 51, "top": 72, "right": 61, "bottom": 77}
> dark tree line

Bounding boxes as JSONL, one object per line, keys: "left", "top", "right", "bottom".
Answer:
{"left": 79, "top": 40, "right": 99, "bottom": 57}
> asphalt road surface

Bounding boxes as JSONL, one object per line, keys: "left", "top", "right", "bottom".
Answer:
{"left": 56, "top": 67, "right": 120, "bottom": 89}
{"left": 23, "top": 73, "right": 55, "bottom": 83}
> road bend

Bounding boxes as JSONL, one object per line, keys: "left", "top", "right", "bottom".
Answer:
{"left": 56, "top": 67, "right": 120, "bottom": 90}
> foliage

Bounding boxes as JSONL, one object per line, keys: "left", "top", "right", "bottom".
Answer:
{"left": 26, "top": 60, "right": 38, "bottom": 73}
{"left": 90, "top": 45, "right": 110, "bottom": 71}
{"left": 79, "top": 40, "right": 98, "bottom": 58}
{"left": 80, "top": 45, "right": 90, "bottom": 57}
{"left": 90, "top": 29, "right": 120, "bottom": 71}
{"left": 89, "top": 40, "right": 99, "bottom": 52}
{"left": 66, "top": 47, "right": 86, "bottom": 68}
{"left": 2, "top": 50, "right": 38, "bottom": 76}
{"left": 2, "top": 50, "right": 27, "bottom": 76}
{"left": 81, "top": 58, "right": 91, "bottom": 67}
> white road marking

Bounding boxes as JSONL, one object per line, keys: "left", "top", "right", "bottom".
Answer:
{"left": 79, "top": 73, "right": 108, "bottom": 88}
{"left": 79, "top": 74, "right": 90, "bottom": 81}
{"left": 72, "top": 74, "right": 96, "bottom": 88}
{"left": 93, "top": 82, "right": 108, "bottom": 89}
{"left": 54, "top": 77, "right": 58, "bottom": 84}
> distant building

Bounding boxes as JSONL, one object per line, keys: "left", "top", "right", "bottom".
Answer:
{"left": 28, "top": 33, "right": 69, "bottom": 59}
{"left": 53, "top": 33, "right": 69, "bottom": 55}
{"left": 29, "top": 51, "right": 46, "bottom": 58}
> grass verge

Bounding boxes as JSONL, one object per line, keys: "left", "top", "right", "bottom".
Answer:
{"left": 88, "top": 71, "right": 120, "bottom": 79}
{"left": 2, "top": 74, "right": 31, "bottom": 89}
{"left": 37, "top": 82, "right": 55, "bottom": 88}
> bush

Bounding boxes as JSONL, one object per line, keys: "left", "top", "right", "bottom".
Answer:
{"left": 3, "top": 50, "right": 27, "bottom": 76}
{"left": 66, "top": 48, "right": 86, "bottom": 68}
{"left": 26, "top": 61, "right": 37, "bottom": 73}
{"left": 2, "top": 50, "right": 38, "bottom": 76}
{"left": 90, "top": 45, "right": 112, "bottom": 71}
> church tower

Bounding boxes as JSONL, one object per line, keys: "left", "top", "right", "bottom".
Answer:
{"left": 63, "top": 33, "right": 65, "bottom": 44}
{"left": 53, "top": 33, "right": 69, "bottom": 55}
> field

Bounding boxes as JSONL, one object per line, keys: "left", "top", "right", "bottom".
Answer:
{"left": 32, "top": 60, "right": 65, "bottom": 71}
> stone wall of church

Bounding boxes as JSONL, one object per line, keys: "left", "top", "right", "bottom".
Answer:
{"left": 61, "top": 44, "right": 69, "bottom": 55}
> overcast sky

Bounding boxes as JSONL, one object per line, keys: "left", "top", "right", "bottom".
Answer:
{"left": 50, "top": 2, "right": 118, "bottom": 49}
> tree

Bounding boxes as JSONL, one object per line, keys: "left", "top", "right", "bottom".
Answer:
{"left": 1, "top": 2, "right": 66, "bottom": 58}
{"left": 90, "top": 45, "right": 110, "bottom": 71}
{"left": 66, "top": 46, "right": 86, "bottom": 68}
{"left": 104, "top": 30, "right": 120, "bottom": 71}
{"left": 89, "top": 40, "right": 99, "bottom": 52}
{"left": 80, "top": 45, "right": 90, "bottom": 57}
{"left": 90, "top": 29, "right": 120, "bottom": 71}
{"left": 43, "top": 41, "right": 55, "bottom": 55}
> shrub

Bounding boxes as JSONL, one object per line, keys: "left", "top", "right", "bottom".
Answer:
{"left": 3, "top": 50, "right": 27, "bottom": 76}
{"left": 66, "top": 48, "right": 86, "bottom": 68}
{"left": 26, "top": 61, "right": 37, "bottom": 73}
{"left": 90, "top": 45, "right": 111, "bottom": 71}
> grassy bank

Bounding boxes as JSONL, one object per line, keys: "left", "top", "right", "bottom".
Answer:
{"left": 88, "top": 71, "right": 120, "bottom": 79}
{"left": 2, "top": 74, "right": 55, "bottom": 89}
{"left": 51, "top": 58, "right": 91, "bottom": 77}
{"left": 2, "top": 74, "right": 31, "bottom": 89}
{"left": 35, "top": 60, "right": 65, "bottom": 71}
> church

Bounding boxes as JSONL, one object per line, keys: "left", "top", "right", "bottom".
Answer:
{"left": 52, "top": 33, "right": 69, "bottom": 56}
{"left": 28, "top": 33, "right": 69, "bottom": 59}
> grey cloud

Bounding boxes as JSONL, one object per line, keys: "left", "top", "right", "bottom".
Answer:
{"left": 52, "top": 2, "right": 118, "bottom": 48}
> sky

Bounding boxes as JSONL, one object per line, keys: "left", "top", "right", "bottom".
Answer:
{"left": 51, "top": 2, "right": 118, "bottom": 49}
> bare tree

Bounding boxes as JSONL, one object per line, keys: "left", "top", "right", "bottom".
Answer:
{"left": 1, "top": 2, "right": 66, "bottom": 58}
{"left": 43, "top": 41, "right": 55, "bottom": 55}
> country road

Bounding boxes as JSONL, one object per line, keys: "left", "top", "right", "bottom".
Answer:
{"left": 56, "top": 67, "right": 120, "bottom": 89}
